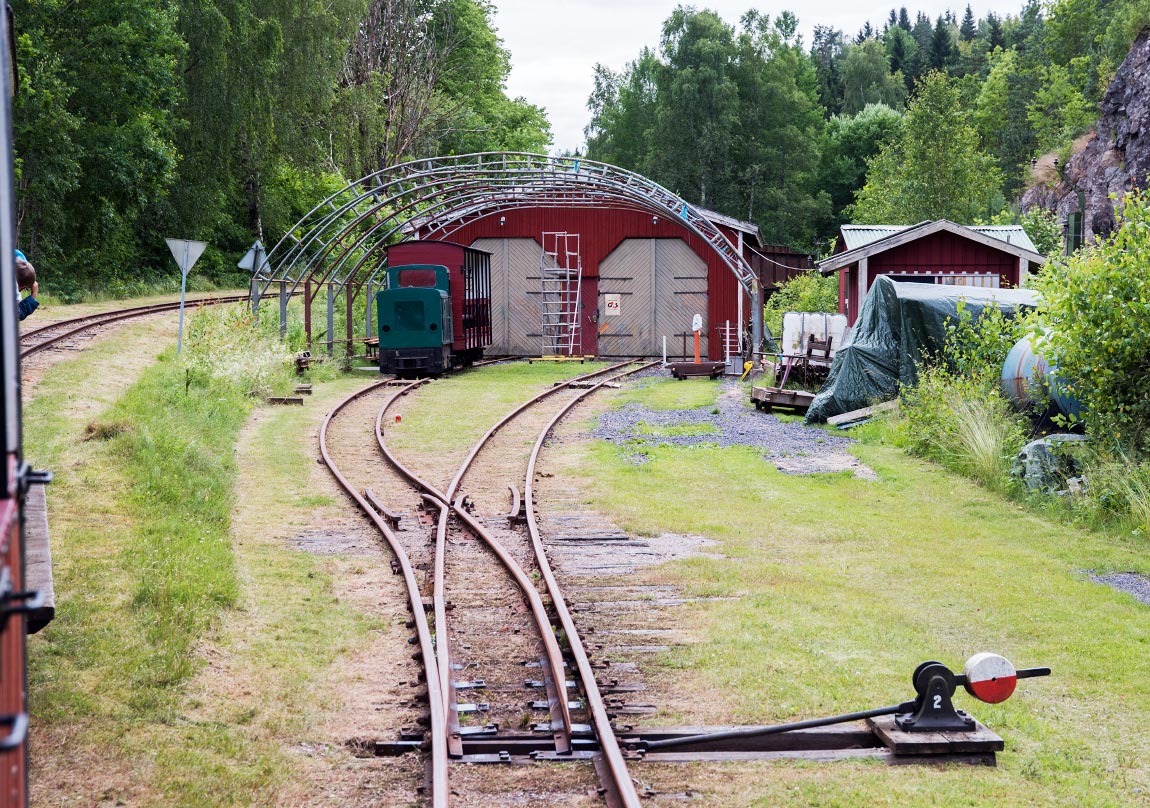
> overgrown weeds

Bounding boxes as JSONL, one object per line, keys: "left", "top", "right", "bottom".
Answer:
{"left": 893, "top": 256, "right": 1150, "bottom": 535}
{"left": 182, "top": 302, "right": 295, "bottom": 396}
{"left": 902, "top": 365, "right": 1028, "bottom": 491}
{"left": 1066, "top": 450, "right": 1150, "bottom": 536}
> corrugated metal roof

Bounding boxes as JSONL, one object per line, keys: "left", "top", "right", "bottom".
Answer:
{"left": 697, "top": 206, "right": 762, "bottom": 237}
{"left": 970, "top": 225, "right": 1039, "bottom": 253}
{"left": 840, "top": 225, "right": 908, "bottom": 250}
{"left": 841, "top": 223, "right": 1038, "bottom": 253}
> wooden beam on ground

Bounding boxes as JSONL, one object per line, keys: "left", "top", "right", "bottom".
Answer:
{"left": 826, "top": 399, "right": 900, "bottom": 426}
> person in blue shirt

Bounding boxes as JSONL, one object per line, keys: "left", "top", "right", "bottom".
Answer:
{"left": 14, "top": 249, "right": 37, "bottom": 321}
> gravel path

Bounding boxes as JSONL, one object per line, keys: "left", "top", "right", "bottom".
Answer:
{"left": 1089, "top": 572, "right": 1150, "bottom": 606}
{"left": 593, "top": 379, "right": 877, "bottom": 478}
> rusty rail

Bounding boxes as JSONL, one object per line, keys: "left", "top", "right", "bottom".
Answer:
{"left": 353, "top": 359, "right": 657, "bottom": 805}
{"left": 18, "top": 294, "right": 254, "bottom": 359}
{"left": 374, "top": 378, "right": 582, "bottom": 754}
{"left": 443, "top": 359, "right": 637, "bottom": 504}
{"left": 431, "top": 358, "right": 654, "bottom": 805}
{"left": 522, "top": 360, "right": 661, "bottom": 808}
{"left": 318, "top": 380, "right": 449, "bottom": 808}
{"left": 376, "top": 361, "right": 642, "bottom": 750}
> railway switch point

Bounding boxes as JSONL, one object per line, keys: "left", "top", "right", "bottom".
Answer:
{"left": 630, "top": 655, "right": 1048, "bottom": 764}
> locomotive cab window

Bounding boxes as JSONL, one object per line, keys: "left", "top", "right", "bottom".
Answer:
{"left": 397, "top": 268, "right": 439, "bottom": 288}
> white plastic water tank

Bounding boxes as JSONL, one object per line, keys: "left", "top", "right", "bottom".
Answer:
{"left": 779, "top": 312, "right": 848, "bottom": 356}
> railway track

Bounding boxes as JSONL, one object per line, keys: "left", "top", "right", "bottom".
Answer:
{"left": 19, "top": 294, "right": 252, "bottom": 359}
{"left": 320, "top": 360, "right": 657, "bottom": 807}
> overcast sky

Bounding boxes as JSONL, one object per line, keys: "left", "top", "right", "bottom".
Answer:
{"left": 490, "top": 0, "right": 1027, "bottom": 154}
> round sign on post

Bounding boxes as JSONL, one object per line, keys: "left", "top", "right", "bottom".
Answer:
{"left": 963, "top": 652, "right": 1017, "bottom": 704}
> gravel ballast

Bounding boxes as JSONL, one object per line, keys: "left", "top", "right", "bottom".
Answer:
{"left": 1089, "top": 572, "right": 1150, "bottom": 606}
{"left": 593, "top": 378, "right": 877, "bottom": 478}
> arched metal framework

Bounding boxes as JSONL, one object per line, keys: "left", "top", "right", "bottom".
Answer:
{"left": 255, "top": 152, "right": 762, "bottom": 352}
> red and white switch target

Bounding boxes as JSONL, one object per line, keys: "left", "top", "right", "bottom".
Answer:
{"left": 962, "top": 652, "right": 1018, "bottom": 704}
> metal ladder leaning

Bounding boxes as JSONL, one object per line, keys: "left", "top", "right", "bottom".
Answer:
{"left": 540, "top": 232, "right": 583, "bottom": 356}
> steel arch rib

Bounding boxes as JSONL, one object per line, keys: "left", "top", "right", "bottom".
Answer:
{"left": 260, "top": 152, "right": 756, "bottom": 302}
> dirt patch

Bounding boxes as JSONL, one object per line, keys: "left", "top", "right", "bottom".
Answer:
{"left": 29, "top": 722, "right": 152, "bottom": 808}
{"left": 774, "top": 452, "right": 878, "bottom": 480}
{"left": 547, "top": 531, "right": 723, "bottom": 577}
{"left": 291, "top": 526, "right": 382, "bottom": 557}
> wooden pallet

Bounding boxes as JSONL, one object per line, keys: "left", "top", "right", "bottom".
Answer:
{"left": 751, "top": 385, "right": 815, "bottom": 414}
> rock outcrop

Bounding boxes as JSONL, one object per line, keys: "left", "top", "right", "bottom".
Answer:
{"left": 1021, "top": 30, "right": 1150, "bottom": 241}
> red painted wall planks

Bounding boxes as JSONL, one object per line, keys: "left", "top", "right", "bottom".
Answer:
{"left": 834, "top": 230, "right": 1025, "bottom": 323}
{"left": 869, "top": 230, "right": 1020, "bottom": 286}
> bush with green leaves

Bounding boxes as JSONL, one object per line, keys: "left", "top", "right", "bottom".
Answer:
{"left": 763, "top": 271, "right": 840, "bottom": 338}
{"left": 1036, "top": 188, "right": 1150, "bottom": 453}
{"left": 942, "top": 299, "right": 1029, "bottom": 386}
{"left": 981, "top": 207, "right": 1064, "bottom": 259}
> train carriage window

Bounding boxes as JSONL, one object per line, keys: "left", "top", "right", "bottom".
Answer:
{"left": 394, "top": 300, "right": 425, "bottom": 331}
{"left": 398, "top": 268, "right": 438, "bottom": 288}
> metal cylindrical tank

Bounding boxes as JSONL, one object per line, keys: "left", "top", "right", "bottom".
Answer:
{"left": 1001, "top": 333, "right": 1084, "bottom": 419}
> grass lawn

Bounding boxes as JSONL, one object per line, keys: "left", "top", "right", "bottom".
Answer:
{"left": 563, "top": 377, "right": 1150, "bottom": 807}
{"left": 385, "top": 360, "right": 613, "bottom": 463}
{"left": 25, "top": 311, "right": 384, "bottom": 806}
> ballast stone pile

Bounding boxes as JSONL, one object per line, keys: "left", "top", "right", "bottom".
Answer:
{"left": 594, "top": 381, "right": 877, "bottom": 479}
{"left": 1089, "top": 572, "right": 1150, "bottom": 607}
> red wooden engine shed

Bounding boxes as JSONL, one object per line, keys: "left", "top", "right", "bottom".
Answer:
{"left": 417, "top": 206, "right": 809, "bottom": 361}
{"left": 818, "top": 220, "right": 1047, "bottom": 325}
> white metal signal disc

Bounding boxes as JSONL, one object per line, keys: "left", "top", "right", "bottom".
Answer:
{"left": 963, "top": 652, "right": 1017, "bottom": 704}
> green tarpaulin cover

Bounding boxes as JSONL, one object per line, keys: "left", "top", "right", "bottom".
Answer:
{"left": 804, "top": 275, "right": 1039, "bottom": 423}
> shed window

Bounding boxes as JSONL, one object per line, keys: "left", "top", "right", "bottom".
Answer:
{"left": 938, "top": 275, "right": 1000, "bottom": 288}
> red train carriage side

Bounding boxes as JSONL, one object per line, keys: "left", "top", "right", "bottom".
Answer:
{"left": 384, "top": 241, "right": 492, "bottom": 367}
{"left": 0, "top": 7, "right": 34, "bottom": 805}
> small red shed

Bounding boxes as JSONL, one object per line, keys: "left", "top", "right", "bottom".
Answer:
{"left": 818, "top": 220, "right": 1047, "bottom": 325}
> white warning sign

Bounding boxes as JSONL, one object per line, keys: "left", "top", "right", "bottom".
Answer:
{"left": 604, "top": 293, "right": 621, "bottom": 316}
